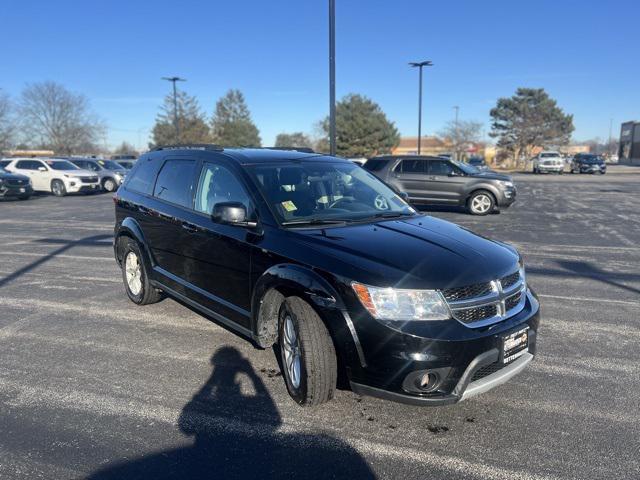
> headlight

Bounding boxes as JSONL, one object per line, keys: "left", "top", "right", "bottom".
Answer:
{"left": 352, "top": 282, "right": 450, "bottom": 321}
{"left": 498, "top": 180, "right": 514, "bottom": 188}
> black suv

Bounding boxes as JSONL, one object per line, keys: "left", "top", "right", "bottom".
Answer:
{"left": 114, "top": 145, "right": 539, "bottom": 406}
{"left": 0, "top": 164, "right": 33, "bottom": 200}
{"left": 364, "top": 156, "right": 516, "bottom": 215}
{"left": 570, "top": 154, "right": 606, "bottom": 174}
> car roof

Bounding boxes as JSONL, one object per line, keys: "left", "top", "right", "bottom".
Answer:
{"left": 368, "top": 155, "right": 444, "bottom": 161}
{"left": 148, "top": 146, "right": 349, "bottom": 165}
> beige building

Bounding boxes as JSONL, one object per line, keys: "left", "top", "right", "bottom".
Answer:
{"left": 392, "top": 137, "right": 452, "bottom": 156}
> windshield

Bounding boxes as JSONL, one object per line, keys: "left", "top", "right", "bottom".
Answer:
{"left": 249, "top": 160, "right": 416, "bottom": 225}
{"left": 578, "top": 155, "right": 602, "bottom": 164}
{"left": 98, "top": 160, "right": 125, "bottom": 170}
{"left": 451, "top": 160, "right": 479, "bottom": 175}
{"left": 540, "top": 153, "right": 560, "bottom": 158}
{"left": 45, "top": 160, "right": 79, "bottom": 171}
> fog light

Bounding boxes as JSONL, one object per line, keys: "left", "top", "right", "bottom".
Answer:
{"left": 402, "top": 369, "right": 445, "bottom": 394}
{"left": 70, "top": 182, "right": 76, "bottom": 186}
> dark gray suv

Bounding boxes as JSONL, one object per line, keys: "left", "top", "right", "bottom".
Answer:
{"left": 365, "top": 156, "right": 516, "bottom": 215}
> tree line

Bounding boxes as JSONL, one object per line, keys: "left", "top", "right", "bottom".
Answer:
{"left": 0, "top": 81, "right": 576, "bottom": 162}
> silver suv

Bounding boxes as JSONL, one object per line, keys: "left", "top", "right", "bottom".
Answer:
{"left": 4, "top": 158, "right": 100, "bottom": 196}
{"left": 365, "top": 156, "right": 516, "bottom": 215}
{"left": 69, "top": 158, "right": 127, "bottom": 192}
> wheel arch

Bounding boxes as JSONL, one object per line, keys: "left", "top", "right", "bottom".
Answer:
{"left": 251, "top": 264, "right": 366, "bottom": 368}
{"left": 114, "top": 217, "right": 155, "bottom": 272}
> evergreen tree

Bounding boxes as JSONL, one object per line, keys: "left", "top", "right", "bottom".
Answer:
{"left": 211, "top": 89, "right": 261, "bottom": 147}
{"left": 274, "top": 132, "right": 312, "bottom": 149}
{"left": 151, "top": 91, "right": 210, "bottom": 147}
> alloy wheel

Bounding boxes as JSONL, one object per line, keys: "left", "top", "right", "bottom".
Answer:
{"left": 471, "top": 194, "right": 492, "bottom": 214}
{"left": 282, "top": 314, "right": 301, "bottom": 389}
{"left": 125, "top": 251, "right": 143, "bottom": 296}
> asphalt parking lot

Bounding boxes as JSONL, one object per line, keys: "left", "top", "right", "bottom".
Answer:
{"left": 1, "top": 169, "right": 639, "bottom": 479}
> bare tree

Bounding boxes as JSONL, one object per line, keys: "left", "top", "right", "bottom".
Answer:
{"left": 0, "top": 92, "right": 14, "bottom": 152}
{"left": 438, "top": 119, "right": 483, "bottom": 160}
{"left": 113, "top": 141, "right": 137, "bottom": 155}
{"left": 19, "top": 81, "right": 105, "bottom": 154}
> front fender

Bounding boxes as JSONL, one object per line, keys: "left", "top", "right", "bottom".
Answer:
{"left": 251, "top": 264, "right": 366, "bottom": 367}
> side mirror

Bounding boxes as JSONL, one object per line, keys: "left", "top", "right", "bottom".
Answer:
{"left": 212, "top": 202, "right": 257, "bottom": 228}
{"left": 398, "top": 191, "right": 410, "bottom": 201}
{"left": 38, "top": 166, "right": 47, "bottom": 172}
{"left": 448, "top": 170, "right": 461, "bottom": 177}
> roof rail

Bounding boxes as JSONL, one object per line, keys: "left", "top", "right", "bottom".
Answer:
{"left": 264, "top": 147, "right": 315, "bottom": 153}
{"left": 152, "top": 144, "right": 224, "bottom": 152}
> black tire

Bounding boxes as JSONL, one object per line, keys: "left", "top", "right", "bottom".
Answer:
{"left": 120, "top": 237, "right": 162, "bottom": 305}
{"left": 51, "top": 179, "right": 66, "bottom": 197}
{"left": 467, "top": 190, "right": 495, "bottom": 216}
{"left": 103, "top": 177, "right": 117, "bottom": 192}
{"left": 278, "top": 296, "right": 337, "bottom": 406}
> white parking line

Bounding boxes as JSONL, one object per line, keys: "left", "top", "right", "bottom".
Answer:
{"left": 538, "top": 294, "right": 640, "bottom": 306}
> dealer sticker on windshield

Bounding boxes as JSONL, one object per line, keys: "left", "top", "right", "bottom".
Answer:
{"left": 501, "top": 327, "right": 529, "bottom": 364}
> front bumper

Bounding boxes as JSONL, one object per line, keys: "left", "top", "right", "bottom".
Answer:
{"left": 65, "top": 179, "right": 100, "bottom": 193}
{"left": 579, "top": 166, "right": 606, "bottom": 174}
{"left": 537, "top": 165, "right": 564, "bottom": 172}
{"left": 345, "top": 289, "right": 540, "bottom": 406}
{"left": 496, "top": 187, "right": 516, "bottom": 207}
{"left": 0, "top": 184, "right": 33, "bottom": 198}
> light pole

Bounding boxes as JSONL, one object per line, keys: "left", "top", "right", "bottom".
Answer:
{"left": 608, "top": 118, "right": 613, "bottom": 157}
{"left": 329, "top": 0, "right": 336, "bottom": 156}
{"left": 409, "top": 60, "right": 433, "bottom": 155}
{"left": 161, "top": 76, "right": 186, "bottom": 143}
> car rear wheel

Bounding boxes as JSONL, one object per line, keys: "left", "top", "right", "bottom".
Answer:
{"left": 468, "top": 191, "right": 495, "bottom": 216}
{"left": 51, "top": 180, "right": 66, "bottom": 197}
{"left": 278, "top": 296, "right": 337, "bottom": 406}
{"left": 120, "top": 238, "right": 162, "bottom": 305}
{"left": 103, "top": 178, "right": 117, "bottom": 192}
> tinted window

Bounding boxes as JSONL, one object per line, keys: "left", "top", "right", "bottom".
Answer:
{"left": 195, "top": 163, "right": 252, "bottom": 216}
{"left": 45, "top": 160, "right": 79, "bottom": 171}
{"left": 16, "top": 160, "right": 42, "bottom": 170}
{"left": 0, "top": 160, "right": 10, "bottom": 168}
{"left": 363, "top": 159, "right": 390, "bottom": 172}
{"left": 153, "top": 159, "right": 196, "bottom": 208}
{"left": 126, "top": 157, "right": 161, "bottom": 195}
{"left": 429, "top": 160, "right": 454, "bottom": 176}
{"left": 399, "top": 159, "right": 426, "bottom": 173}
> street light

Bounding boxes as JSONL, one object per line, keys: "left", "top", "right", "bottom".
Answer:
{"left": 409, "top": 60, "right": 433, "bottom": 155}
{"left": 453, "top": 105, "right": 460, "bottom": 160}
{"left": 161, "top": 76, "right": 186, "bottom": 143}
{"left": 329, "top": 0, "right": 336, "bottom": 156}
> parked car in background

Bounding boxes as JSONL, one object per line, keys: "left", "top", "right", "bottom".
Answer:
{"left": 4, "top": 158, "right": 100, "bottom": 196}
{"left": 113, "top": 145, "right": 539, "bottom": 406}
{"left": 112, "top": 154, "right": 137, "bottom": 170}
{"left": 532, "top": 151, "right": 564, "bottom": 174}
{"left": 570, "top": 154, "right": 606, "bottom": 174}
{"left": 0, "top": 164, "right": 33, "bottom": 200}
{"left": 69, "top": 158, "right": 127, "bottom": 192}
{"left": 467, "top": 156, "right": 491, "bottom": 171}
{"left": 365, "top": 155, "right": 516, "bottom": 215}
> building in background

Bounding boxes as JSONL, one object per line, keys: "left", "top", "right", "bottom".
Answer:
{"left": 392, "top": 137, "right": 452, "bottom": 156}
{"left": 619, "top": 121, "right": 640, "bottom": 165}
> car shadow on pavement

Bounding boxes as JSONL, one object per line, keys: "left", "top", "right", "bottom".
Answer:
{"left": 87, "top": 346, "right": 375, "bottom": 480}
{"left": 0, "top": 234, "right": 112, "bottom": 289}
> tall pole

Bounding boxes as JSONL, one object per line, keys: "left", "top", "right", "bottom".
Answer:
{"left": 409, "top": 61, "right": 433, "bottom": 155}
{"left": 608, "top": 118, "right": 613, "bottom": 157}
{"left": 162, "top": 76, "right": 186, "bottom": 143}
{"left": 329, "top": 0, "right": 336, "bottom": 156}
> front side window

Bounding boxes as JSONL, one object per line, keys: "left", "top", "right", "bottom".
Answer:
{"left": 16, "top": 160, "right": 41, "bottom": 170}
{"left": 249, "top": 160, "right": 415, "bottom": 224}
{"left": 153, "top": 159, "right": 196, "bottom": 208}
{"left": 428, "top": 160, "right": 454, "bottom": 176}
{"left": 195, "top": 163, "right": 252, "bottom": 216}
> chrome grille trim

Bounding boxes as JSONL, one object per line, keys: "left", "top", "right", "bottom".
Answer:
{"left": 442, "top": 269, "right": 527, "bottom": 328}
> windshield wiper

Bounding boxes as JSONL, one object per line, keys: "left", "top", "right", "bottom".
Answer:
{"left": 281, "top": 218, "right": 352, "bottom": 227}
{"left": 356, "top": 211, "right": 415, "bottom": 222}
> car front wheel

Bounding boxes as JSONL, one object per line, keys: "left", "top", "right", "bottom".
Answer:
{"left": 468, "top": 191, "right": 495, "bottom": 215}
{"left": 51, "top": 180, "right": 66, "bottom": 197}
{"left": 103, "top": 178, "right": 117, "bottom": 192}
{"left": 278, "top": 296, "right": 337, "bottom": 406}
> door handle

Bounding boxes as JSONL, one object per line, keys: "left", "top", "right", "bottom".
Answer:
{"left": 181, "top": 222, "right": 198, "bottom": 233}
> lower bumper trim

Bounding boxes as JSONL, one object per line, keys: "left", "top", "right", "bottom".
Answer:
{"left": 460, "top": 352, "right": 533, "bottom": 401}
{"left": 349, "top": 381, "right": 459, "bottom": 406}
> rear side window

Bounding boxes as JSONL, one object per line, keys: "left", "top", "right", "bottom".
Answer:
{"left": 363, "top": 159, "right": 389, "bottom": 172}
{"left": 398, "top": 159, "right": 426, "bottom": 173}
{"left": 126, "top": 157, "right": 162, "bottom": 195}
{"left": 153, "top": 159, "right": 196, "bottom": 208}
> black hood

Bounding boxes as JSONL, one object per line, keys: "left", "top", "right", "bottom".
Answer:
{"left": 287, "top": 215, "right": 519, "bottom": 290}
{"left": 0, "top": 170, "right": 29, "bottom": 181}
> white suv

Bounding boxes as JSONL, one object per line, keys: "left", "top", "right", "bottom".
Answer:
{"left": 4, "top": 158, "right": 101, "bottom": 196}
{"left": 532, "top": 151, "right": 564, "bottom": 174}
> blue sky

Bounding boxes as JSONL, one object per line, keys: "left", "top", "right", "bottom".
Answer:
{"left": 2, "top": 0, "right": 637, "bottom": 149}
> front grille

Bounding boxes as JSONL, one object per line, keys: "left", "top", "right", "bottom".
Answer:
{"left": 81, "top": 177, "right": 98, "bottom": 184}
{"left": 505, "top": 291, "right": 522, "bottom": 311}
{"left": 6, "top": 179, "right": 27, "bottom": 186}
{"left": 471, "top": 362, "right": 506, "bottom": 382}
{"left": 501, "top": 271, "right": 520, "bottom": 290}
{"left": 454, "top": 305, "right": 497, "bottom": 324}
{"left": 442, "top": 282, "right": 493, "bottom": 302}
